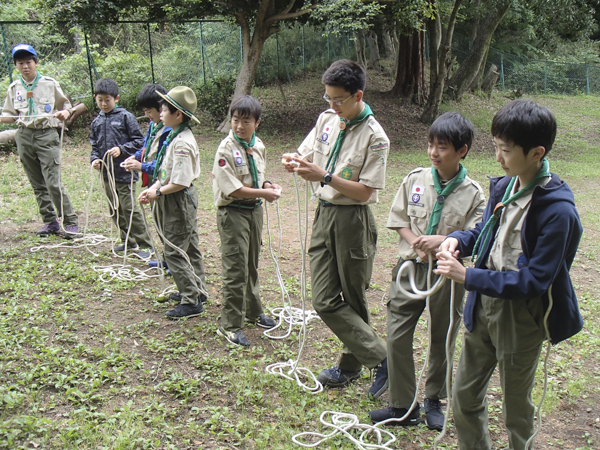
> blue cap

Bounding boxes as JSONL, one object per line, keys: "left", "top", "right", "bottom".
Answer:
{"left": 11, "top": 44, "right": 37, "bottom": 61}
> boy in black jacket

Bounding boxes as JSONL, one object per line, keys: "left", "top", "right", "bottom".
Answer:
{"left": 90, "top": 78, "right": 152, "bottom": 256}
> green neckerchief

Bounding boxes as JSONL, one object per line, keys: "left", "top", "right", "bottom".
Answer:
{"left": 425, "top": 164, "right": 467, "bottom": 235}
{"left": 20, "top": 71, "right": 42, "bottom": 116}
{"left": 472, "top": 158, "right": 551, "bottom": 264}
{"left": 233, "top": 131, "right": 259, "bottom": 189}
{"left": 143, "top": 122, "right": 164, "bottom": 163}
{"left": 324, "top": 103, "right": 373, "bottom": 174}
{"left": 152, "top": 121, "right": 190, "bottom": 184}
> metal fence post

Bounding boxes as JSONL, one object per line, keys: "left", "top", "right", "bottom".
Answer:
{"left": 199, "top": 23, "right": 206, "bottom": 84}
{"left": 544, "top": 61, "right": 547, "bottom": 94}
{"left": 84, "top": 32, "right": 96, "bottom": 101}
{"left": 302, "top": 26, "right": 305, "bottom": 71}
{"left": 586, "top": 65, "right": 590, "bottom": 94}
{"left": 147, "top": 23, "right": 155, "bottom": 84}
{"left": 1, "top": 24, "right": 13, "bottom": 83}
{"left": 500, "top": 53, "right": 505, "bottom": 92}
{"left": 327, "top": 32, "right": 330, "bottom": 63}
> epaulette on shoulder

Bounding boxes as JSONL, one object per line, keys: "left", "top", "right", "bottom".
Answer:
{"left": 408, "top": 167, "right": 428, "bottom": 176}
{"left": 40, "top": 75, "right": 58, "bottom": 84}
{"left": 8, "top": 79, "right": 19, "bottom": 88}
{"left": 466, "top": 176, "right": 485, "bottom": 193}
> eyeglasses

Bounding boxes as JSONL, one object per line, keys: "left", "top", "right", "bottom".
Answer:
{"left": 322, "top": 93, "right": 354, "bottom": 107}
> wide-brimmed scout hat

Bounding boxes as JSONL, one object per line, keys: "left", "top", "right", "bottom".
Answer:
{"left": 158, "top": 86, "right": 200, "bottom": 124}
{"left": 12, "top": 44, "right": 38, "bottom": 61}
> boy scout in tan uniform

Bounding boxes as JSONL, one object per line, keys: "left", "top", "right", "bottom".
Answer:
{"left": 282, "top": 60, "right": 389, "bottom": 398}
{"left": 138, "top": 86, "right": 207, "bottom": 319}
{"left": 0, "top": 44, "right": 79, "bottom": 238}
{"left": 213, "top": 95, "right": 280, "bottom": 347}
{"left": 369, "top": 112, "right": 485, "bottom": 430}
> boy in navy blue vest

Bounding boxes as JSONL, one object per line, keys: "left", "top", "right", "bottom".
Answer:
{"left": 435, "top": 99, "right": 583, "bottom": 450}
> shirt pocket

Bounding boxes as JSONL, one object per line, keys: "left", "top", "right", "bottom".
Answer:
{"left": 440, "top": 212, "right": 466, "bottom": 234}
{"left": 408, "top": 207, "right": 428, "bottom": 235}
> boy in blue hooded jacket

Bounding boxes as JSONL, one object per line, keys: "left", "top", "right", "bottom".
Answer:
{"left": 435, "top": 99, "right": 583, "bottom": 450}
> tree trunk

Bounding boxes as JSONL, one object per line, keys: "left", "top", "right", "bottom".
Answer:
{"left": 446, "top": 0, "right": 511, "bottom": 100}
{"left": 367, "top": 30, "right": 382, "bottom": 70}
{"left": 217, "top": 34, "right": 268, "bottom": 133}
{"left": 480, "top": 63, "right": 499, "bottom": 98}
{"left": 216, "top": 0, "right": 313, "bottom": 133}
{"left": 354, "top": 30, "right": 368, "bottom": 69}
{"left": 381, "top": 18, "right": 396, "bottom": 60}
{"left": 469, "top": 45, "right": 489, "bottom": 92}
{"left": 420, "top": 0, "right": 463, "bottom": 124}
{"left": 391, "top": 29, "right": 426, "bottom": 105}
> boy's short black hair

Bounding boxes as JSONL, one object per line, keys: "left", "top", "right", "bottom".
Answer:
{"left": 94, "top": 78, "right": 119, "bottom": 98}
{"left": 321, "top": 59, "right": 366, "bottom": 94}
{"left": 230, "top": 95, "right": 262, "bottom": 121}
{"left": 137, "top": 83, "right": 167, "bottom": 110}
{"left": 491, "top": 99, "right": 557, "bottom": 156}
{"left": 160, "top": 100, "right": 192, "bottom": 122}
{"left": 429, "top": 112, "right": 475, "bottom": 159}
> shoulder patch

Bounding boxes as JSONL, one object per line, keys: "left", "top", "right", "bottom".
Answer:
{"left": 174, "top": 148, "right": 190, "bottom": 157}
{"left": 370, "top": 142, "right": 388, "bottom": 152}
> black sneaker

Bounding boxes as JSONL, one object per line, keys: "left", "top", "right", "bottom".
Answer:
{"left": 36, "top": 219, "right": 60, "bottom": 237}
{"left": 217, "top": 326, "right": 250, "bottom": 347}
{"left": 368, "top": 405, "right": 421, "bottom": 426}
{"left": 114, "top": 243, "right": 139, "bottom": 252}
{"left": 317, "top": 366, "right": 362, "bottom": 388}
{"left": 136, "top": 248, "right": 154, "bottom": 259}
{"left": 165, "top": 302, "right": 204, "bottom": 319}
{"left": 368, "top": 357, "right": 389, "bottom": 399}
{"left": 423, "top": 398, "right": 445, "bottom": 431}
{"left": 247, "top": 313, "right": 276, "bottom": 328}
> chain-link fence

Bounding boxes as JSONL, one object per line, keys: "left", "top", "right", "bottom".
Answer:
{"left": 0, "top": 20, "right": 355, "bottom": 112}
{"left": 452, "top": 35, "right": 600, "bottom": 95}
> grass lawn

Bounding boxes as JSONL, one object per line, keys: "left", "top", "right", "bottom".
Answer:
{"left": 0, "top": 73, "right": 599, "bottom": 449}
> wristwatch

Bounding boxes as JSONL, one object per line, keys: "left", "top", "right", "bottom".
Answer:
{"left": 322, "top": 171, "right": 333, "bottom": 185}
{"left": 156, "top": 188, "right": 162, "bottom": 197}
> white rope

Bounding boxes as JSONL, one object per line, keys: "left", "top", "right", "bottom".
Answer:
{"left": 265, "top": 174, "right": 322, "bottom": 393}
{"left": 294, "top": 256, "right": 453, "bottom": 449}
{"left": 147, "top": 198, "right": 209, "bottom": 299}
{"left": 525, "top": 286, "right": 553, "bottom": 450}
{"left": 292, "top": 411, "right": 397, "bottom": 449}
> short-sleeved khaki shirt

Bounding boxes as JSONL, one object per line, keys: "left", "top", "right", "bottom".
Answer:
{"left": 296, "top": 108, "right": 389, "bottom": 205}
{"left": 487, "top": 176, "right": 551, "bottom": 271}
{"left": 212, "top": 131, "right": 266, "bottom": 207}
{"left": 157, "top": 128, "right": 199, "bottom": 187}
{"left": 2, "top": 75, "right": 71, "bottom": 129}
{"left": 387, "top": 167, "right": 486, "bottom": 260}
{"left": 146, "top": 126, "right": 167, "bottom": 162}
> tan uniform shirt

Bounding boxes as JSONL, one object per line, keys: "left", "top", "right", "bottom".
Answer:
{"left": 146, "top": 126, "right": 166, "bottom": 162}
{"left": 487, "top": 176, "right": 551, "bottom": 271}
{"left": 387, "top": 167, "right": 486, "bottom": 260}
{"left": 212, "top": 131, "right": 266, "bottom": 207}
{"left": 297, "top": 108, "right": 389, "bottom": 205}
{"left": 157, "top": 128, "right": 199, "bottom": 187}
{"left": 2, "top": 75, "right": 71, "bottom": 129}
